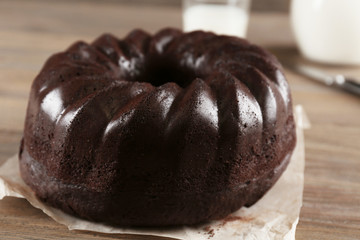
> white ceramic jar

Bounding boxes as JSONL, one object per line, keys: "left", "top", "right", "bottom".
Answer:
{"left": 291, "top": 0, "right": 360, "bottom": 65}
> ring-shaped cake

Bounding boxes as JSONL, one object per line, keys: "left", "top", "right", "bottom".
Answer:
{"left": 19, "top": 28, "right": 296, "bottom": 226}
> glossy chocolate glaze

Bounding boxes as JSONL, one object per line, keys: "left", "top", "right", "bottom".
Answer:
{"left": 19, "top": 28, "right": 296, "bottom": 226}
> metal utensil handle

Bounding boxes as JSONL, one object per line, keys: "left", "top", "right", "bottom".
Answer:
{"left": 340, "top": 79, "right": 360, "bottom": 97}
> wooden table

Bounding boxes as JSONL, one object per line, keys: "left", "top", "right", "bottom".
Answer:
{"left": 0, "top": 1, "right": 359, "bottom": 239}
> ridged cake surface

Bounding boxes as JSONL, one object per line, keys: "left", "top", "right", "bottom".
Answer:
{"left": 19, "top": 28, "right": 296, "bottom": 226}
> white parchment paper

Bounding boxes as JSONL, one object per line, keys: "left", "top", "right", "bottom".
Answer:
{"left": 0, "top": 105, "right": 310, "bottom": 240}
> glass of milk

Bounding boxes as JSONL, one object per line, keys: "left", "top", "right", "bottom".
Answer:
{"left": 183, "top": 0, "right": 252, "bottom": 38}
{"left": 291, "top": 0, "right": 360, "bottom": 65}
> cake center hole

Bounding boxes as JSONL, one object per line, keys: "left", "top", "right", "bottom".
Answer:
{"left": 134, "top": 56, "right": 199, "bottom": 88}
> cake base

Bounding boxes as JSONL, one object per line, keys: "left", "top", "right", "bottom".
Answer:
{"left": 19, "top": 143, "right": 291, "bottom": 227}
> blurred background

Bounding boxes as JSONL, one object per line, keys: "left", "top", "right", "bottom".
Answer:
{"left": 1, "top": 0, "right": 293, "bottom": 46}
{"left": 118, "top": 0, "right": 289, "bottom": 11}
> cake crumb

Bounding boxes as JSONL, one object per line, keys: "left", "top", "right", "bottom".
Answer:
{"left": 203, "top": 226, "right": 215, "bottom": 239}
{"left": 207, "top": 229, "right": 215, "bottom": 238}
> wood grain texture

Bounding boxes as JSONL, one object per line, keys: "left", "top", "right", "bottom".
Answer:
{"left": 0, "top": 0, "right": 359, "bottom": 239}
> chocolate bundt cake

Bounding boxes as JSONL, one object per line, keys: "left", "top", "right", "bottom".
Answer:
{"left": 19, "top": 28, "right": 296, "bottom": 227}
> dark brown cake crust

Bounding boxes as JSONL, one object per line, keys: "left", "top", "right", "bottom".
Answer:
{"left": 19, "top": 28, "right": 296, "bottom": 227}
